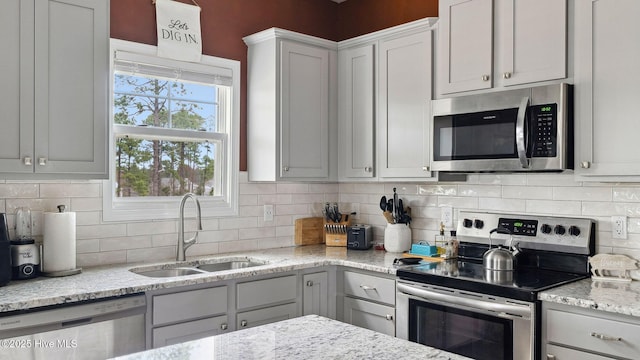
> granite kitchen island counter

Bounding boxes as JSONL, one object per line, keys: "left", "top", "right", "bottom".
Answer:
{"left": 113, "top": 315, "right": 470, "bottom": 360}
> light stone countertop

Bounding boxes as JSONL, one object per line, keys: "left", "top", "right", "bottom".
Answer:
{"left": 113, "top": 315, "right": 471, "bottom": 360}
{"left": 0, "top": 245, "right": 402, "bottom": 312}
{"left": 539, "top": 278, "right": 640, "bottom": 318}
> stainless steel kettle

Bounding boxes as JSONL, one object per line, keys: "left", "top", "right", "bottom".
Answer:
{"left": 483, "top": 228, "right": 519, "bottom": 271}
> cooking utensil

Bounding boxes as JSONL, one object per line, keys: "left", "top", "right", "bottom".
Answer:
{"left": 393, "top": 188, "right": 399, "bottom": 223}
{"left": 383, "top": 211, "right": 395, "bottom": 224}
{"left": 379, "top": 196, "right": 387, "bottom": 212}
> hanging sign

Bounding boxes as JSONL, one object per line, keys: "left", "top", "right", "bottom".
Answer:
{"left": 155, "top": 0, "right": 202, "bottom": 62}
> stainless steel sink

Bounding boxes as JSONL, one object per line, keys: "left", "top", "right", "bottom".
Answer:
{"left": 133, "top": 267, "right": 206, "bottom": 278}
{"left": 130, "top": 259, "right": 267, "bottom": 278}
{"left": 196, "top": 260, "right": 265, "bottom": 272}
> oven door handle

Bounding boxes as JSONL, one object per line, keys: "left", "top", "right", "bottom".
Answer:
{"left": 397, "top": 283, "right": 531, "bottom": 318}
{"left": 516, "top": 96, "right": 530, "bottom": 169}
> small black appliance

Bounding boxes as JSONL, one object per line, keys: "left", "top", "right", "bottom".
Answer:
{"left": 0, "top": 213, "right": 12, "bottom": 286}
{"left": 347, "top": 225, "right": 372, "bottom": 250}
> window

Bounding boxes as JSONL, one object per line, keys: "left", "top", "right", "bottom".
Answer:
{"left": 103, "top": 39, "right": 239, "bottom": 221}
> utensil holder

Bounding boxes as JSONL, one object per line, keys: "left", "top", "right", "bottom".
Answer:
{"left": 324, "top": 215, "right": 351, "bottom": 247}
{"left": 384, "top": 223, "right": 411, "bottom": 252}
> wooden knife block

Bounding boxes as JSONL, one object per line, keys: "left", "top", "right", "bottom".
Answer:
{"left": 324, "top": 215, "right": 351, "bottom": 247}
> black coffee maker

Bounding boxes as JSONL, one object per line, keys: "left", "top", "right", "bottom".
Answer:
{"left": 0, "top": 213, "right": 12, "bottom": 286}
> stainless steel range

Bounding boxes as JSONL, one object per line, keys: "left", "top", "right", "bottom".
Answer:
{"left": 396, "top": 211, "right": 595, "bottom": 360}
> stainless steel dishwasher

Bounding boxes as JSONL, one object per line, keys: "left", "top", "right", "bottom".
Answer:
{"left": 0, "top": 294, "right": 146, "bottom": 360}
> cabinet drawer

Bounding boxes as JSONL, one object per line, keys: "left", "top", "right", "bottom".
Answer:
{"left": 152, "top": 315, "right": 228, "bottom": 348}
{"left": 236, "top": 302, "right": 298, "bottom": 329}
{"left": 236, "top": 275, "right": 297, "bottom": 310}
{"left": 545, "top": 344, "right": 614, "bottom": 360}
{"left": 343, "top": 271, "right": 395, "bottom": 305}
{"left": 153, "top": 286, "right": 228, "bottom": 326}
{"left": 547, "top": 309, "right": 640, "bottom": 359}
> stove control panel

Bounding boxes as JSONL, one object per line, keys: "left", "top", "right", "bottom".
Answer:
{"left": 457, "top": 211, "right": 595, "bottom": 255}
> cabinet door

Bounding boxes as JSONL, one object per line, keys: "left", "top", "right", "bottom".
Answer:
{"left": 303, "top": 272, "right": 329, "bottom": 317}
{"left": 338, "top": 44, "right": 375, "bottom": 179}
{"left": 0, "top": 0, "right": 34, "bottom": 173}
{"left": 237, "top": 302, "right": 298, "bottom": 330}
{"left": 499, "top": 0, "right": 566, "bottom": 86}
{"left": 280, "top": 40, "right": 330, "bottom": 179}
{"left": 33, "top": 0, "right": 108, "bottom": 176}
{"left": 342, "top": 297, "right": 395, "bottom": 336}
{"left": 439, "top": 0, "right": 493, "bottom": 94}
{"left": 152, "top": 315, "right": 229, "bottom": 348}
{"left": 575, "top": 0, "right": 640, "bottom": 178}
{"left": 236, "top": 275, "right": 298, "bottom": 310}
{"left": 378, "top": 31, "right": 433, "bottom": 178}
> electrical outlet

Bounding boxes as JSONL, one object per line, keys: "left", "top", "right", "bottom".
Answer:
{"left": 263, "top": 205, "right": 274, "bottom": 222}
{"left": 441, "top": 206, "right": 453, "bottom": 228}
{"left": 612, "top": 216, "right": 627, "bottom": 239}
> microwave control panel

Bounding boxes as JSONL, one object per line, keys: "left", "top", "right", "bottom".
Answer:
{"left": 530, "top": 103, "right": 557, "bottom": 157}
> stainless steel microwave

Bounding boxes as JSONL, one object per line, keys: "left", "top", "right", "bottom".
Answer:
{"left": 431, "top": 83, "right": 573, "bottom": 172}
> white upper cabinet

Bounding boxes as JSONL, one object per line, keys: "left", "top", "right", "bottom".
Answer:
{"left": 438, "top": 0, "right": 567, "bottom": 95}
{"left": 438, "top": 0, "right": 494, "bottom": 94}
{"left": 378, "top": 30, "right": 434, "bottom": 179}
{"left": 574, "top": 0, "right": 640, "bottom": 180}
{"left": 338, "top": 44, "right": 375, "bottom": 179}
{"left": 498, "top": 0, "right": 566, "bottom": 87}
{"left": 0, "top": 0, "right": 108, "bottom": 179}
{"left": 337, "top": 19, "right": 437, "bottom": 181}
{"left": 244, "top": 29, "right": 337, "bottom": 182}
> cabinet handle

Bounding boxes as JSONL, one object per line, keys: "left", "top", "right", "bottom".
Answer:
{"left": 240, "top": 320, "right": 248, "bottom": 327}
{"left": 24, "top": 157, "right": 32, "bottom": 166}
{"left": 283, "top": 166, "right": 289, "bottom": 172}
{"left": 385, "top": 314, "right": 393, "bottom": 321}
{"left": 422, "top": 166, "right": 429, "bottom": 171}
{"left": 306, "top": 280, "right": 314, "bottom": 287}
{"left": 546, "top": 355, "right": 556, "bottom": 360}
{"left": 364, "top": 166, "right": 372, "bottom": 173}
{"left": 359, "top": 284, "right": 376, "bottom": 292}
{"left": 580, "top": 161, "right": 591, "bottom": 169}
{"left": 220, "top": 323, "right": 228, "bottom": 330}
{"left": 481, "top": 75, "right": 490, "bottom": 81}
{"left": 590, "top": 332, "right": 622, "bottom": 341}
{"left": 503, "top": 72, "right": 512, "bottom": 79}
{"left": 38, "top": 158, "right": 47, "bottom": 166}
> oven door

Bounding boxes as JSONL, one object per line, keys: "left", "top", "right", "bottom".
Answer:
{"left": 396, "top": 280, "right": 536, "bottom": 360}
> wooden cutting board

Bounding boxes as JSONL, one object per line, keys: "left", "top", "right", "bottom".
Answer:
{"left": 295, "top": 217, "right": 324, "bottom": 245}
{"left": 402, "top": 252, "right": 445, "bottom": 262}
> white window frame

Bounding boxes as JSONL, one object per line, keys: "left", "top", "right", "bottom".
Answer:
{"left": 103, "top": 39, "right": 240, "bottom": 221}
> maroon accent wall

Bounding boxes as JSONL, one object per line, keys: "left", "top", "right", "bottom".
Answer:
{"left": 337, "top": 0, "right": 438, "bottom": 40}
{"left": 110, "top": 0, "right": 438, "bottom": 171}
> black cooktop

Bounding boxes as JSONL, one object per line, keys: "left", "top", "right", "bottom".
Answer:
{"left": 396, "top": 259, "right": 587, "bottom": 302}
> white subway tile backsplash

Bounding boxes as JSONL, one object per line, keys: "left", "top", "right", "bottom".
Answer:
{"left": 4, "top": 171, "right": 640, "bottom": 266}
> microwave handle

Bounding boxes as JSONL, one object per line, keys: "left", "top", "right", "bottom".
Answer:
{"left": 516, "top": 97, "right": 530, "bottom": 169}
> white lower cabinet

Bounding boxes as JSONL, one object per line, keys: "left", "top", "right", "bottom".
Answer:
{"left": 303, "top": 272, "right": 329, "bottom": 317}
{"left": 235, "top": 275, "right": 299, "bottom": 330}
{"left": 543, "top": 302, "right": 640, "bottom": 359}
{"left": 342, "top": 297, "right": 395, "bottom": 336}
{"left": 150, "top": 285, "right": 229, "bottom": 348}
{"left": 339, "top": 269, "right": 395, "bottom": 336}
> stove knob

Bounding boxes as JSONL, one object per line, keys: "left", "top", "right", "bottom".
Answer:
{"left": 473, "top": 219, "right": 484, "bottom": 229}
{"left": 463, "top": 219, "right": 473, "bottom": 228}
{"left": 554, "top": 225, "right": 566, "bottom": 235}
{"left": 569, "top": 226, "right": 581, "bottom": 236}
{"left": 541, "top": 224, "right": 552, "bottom": 234}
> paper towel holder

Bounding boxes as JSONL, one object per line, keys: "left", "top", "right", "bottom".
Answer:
{"left": 41, "top": 204, "right": 82, "bottom": 278}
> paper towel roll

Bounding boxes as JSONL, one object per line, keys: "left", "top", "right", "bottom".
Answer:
{"left": 43, "top": 211, "right": 76, "bottom": 273}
